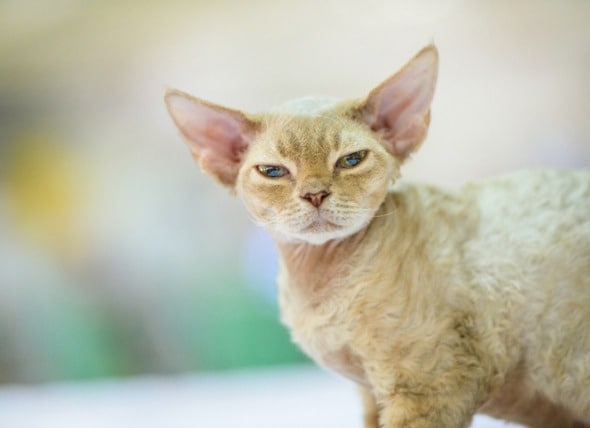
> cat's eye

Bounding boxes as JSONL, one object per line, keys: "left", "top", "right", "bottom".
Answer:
{"left": 336, "top": 150, "right": 368, "bottom": 169}
{"left": 256, "top": 165, "right": 289, "bottom": 178}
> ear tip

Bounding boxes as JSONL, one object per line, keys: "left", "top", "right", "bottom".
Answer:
{"left": 164, "top": 89, "right": 203, "bottom": 118}
{"left": 164, "top": 88, "right": 186, "bottom": 105}
{"left": 417, "top": 44, "right": 439, "bottom": 63}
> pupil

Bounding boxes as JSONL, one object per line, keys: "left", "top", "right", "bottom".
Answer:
{"left": 347, "top": 155, "right": 360, "bottom": 166}
{"left": 336, "top": 150, "right": 366, "bottom": 169}
{"left": 268, "top": 167, "right": 281, "bottom": 177}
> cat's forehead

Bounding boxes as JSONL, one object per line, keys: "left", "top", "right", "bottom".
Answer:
{"left": 275, "top": 115, "right": 342, "bottom": 157}
{"left": 257, "top": 113, "right": 370, "bottom": 164}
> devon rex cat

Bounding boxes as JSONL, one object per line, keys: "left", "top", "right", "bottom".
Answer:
{"left": 165, "top": 45, "right": 590, "bottom": 427}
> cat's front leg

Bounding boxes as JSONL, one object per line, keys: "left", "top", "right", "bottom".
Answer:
{"left": 358, "top": 385, "right": 380, "bottom": 428}
{"left": 377, "top": 393, "right": 475, "bottom": 428}
{"left": 367, "top": 353, "right": 486, "bottom": 428}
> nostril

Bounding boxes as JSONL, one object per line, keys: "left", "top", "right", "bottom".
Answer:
{"left": 302, "top": 191, "right": 330, "bottom": 207}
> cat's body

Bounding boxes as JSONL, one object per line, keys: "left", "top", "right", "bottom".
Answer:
{"left": 165, "top": 46, "right": 590, "bottom": 427}
{"left": 278, "top": 170, "right": 590, "bottom": 428}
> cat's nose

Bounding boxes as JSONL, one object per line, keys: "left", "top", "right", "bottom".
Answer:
{"left": 301, "top": 190, "right": 330, "bottom": 208}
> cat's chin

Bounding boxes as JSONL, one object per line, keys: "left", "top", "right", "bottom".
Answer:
{"left": 296, "top": 230, "right": 348, "bottom": 246}
{"left": 267, "top": 210, "right": 376, "bottom": 245}
{"left": 280, "top": 232, "right": 349, "bottom": 246}
{"left": 271, "top": 221, "right": 365, "bottom": 246}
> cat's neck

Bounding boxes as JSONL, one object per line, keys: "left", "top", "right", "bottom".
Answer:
{"left": 276, "top": 224, "right": 369, "bottom": 269}
{"left": 274, "top": 226, "right": 369, "bottom": 309}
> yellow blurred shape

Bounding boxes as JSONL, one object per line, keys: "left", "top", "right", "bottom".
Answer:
{"left": 4, "top": 133, "right": 85, "bottom": 260}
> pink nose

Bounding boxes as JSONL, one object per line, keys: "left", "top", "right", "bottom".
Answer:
{"left": 301, "top": 190, "right": 330, "bottom": 207}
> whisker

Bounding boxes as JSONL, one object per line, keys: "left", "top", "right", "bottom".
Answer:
{"left": 372, "top": 209, "right": 397, "bottom": 218}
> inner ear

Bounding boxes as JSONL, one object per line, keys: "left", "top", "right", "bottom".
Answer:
{"left": 165, "top": 89, "right": 258, "bottom": 187}
{"left": 357, "top": 45, "right": 438, "bottom": 160}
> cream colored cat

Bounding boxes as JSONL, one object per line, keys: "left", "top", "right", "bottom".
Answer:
{"left": 165, "top": 46, "right": 590, "bottom": 428}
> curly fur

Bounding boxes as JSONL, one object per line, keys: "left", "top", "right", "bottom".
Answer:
{"left": 165, "top": 45, "right": 590, "bottom": 427}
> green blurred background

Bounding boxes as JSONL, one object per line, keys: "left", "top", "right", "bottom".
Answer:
{"left": 0, "top": 0, "right": 588, "bottom": 384}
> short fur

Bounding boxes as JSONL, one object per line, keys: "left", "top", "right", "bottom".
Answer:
{"left": 165, "top": 46, "right": 590, "bottom": 427}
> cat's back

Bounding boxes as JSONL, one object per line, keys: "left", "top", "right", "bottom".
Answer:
{"left": 462, "top": 167, "right": 590, "bottom": 299}
{"left": 467, "top": 169, "right": 590, "bottom": 247}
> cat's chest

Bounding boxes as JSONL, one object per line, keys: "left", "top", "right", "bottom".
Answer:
{"left": 276, "top": 263, "right": 368, "bottom": 384}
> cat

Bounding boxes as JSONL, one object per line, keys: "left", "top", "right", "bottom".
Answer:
{"left": 164, "top": 45, "right": 590, "bottom": 428}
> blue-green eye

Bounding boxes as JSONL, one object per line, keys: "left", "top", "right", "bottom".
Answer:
{"left": 256, "top": 165, "right": 289, "bottom": 178}
{"left": 336, "top": 150, "right": 368, "bottom": 169}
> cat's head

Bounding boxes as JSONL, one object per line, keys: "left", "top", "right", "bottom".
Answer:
{"left": 165, "top": 45, "right": 438, "bottom": 245}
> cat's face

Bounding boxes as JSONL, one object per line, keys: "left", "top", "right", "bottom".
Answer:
{"left": 165, "top": 45, "right": 438, "bottom": 245}
{"left": 236, "top": 114, "right": 397, "bottom": 244}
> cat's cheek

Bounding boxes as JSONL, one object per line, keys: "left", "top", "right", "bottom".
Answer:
{"left": 242, "top": 191, "right": 275, "bottom": 222}
{"left": 237, "top": 178, "right": 291, "bottom": 228}
{"left": 342, "top": 167, "right": 391, "bottom": 211}
{"left": 236, "top": 180, "right": 268, "bottom": 221}
{"left": 368, "top": 182, "right": 391, "bottom": 207}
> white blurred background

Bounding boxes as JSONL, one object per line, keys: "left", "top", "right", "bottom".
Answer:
{"left": 0, "top": 0, "right": 588, "bottom": 426}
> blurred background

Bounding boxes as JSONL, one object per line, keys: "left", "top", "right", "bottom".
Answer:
{"left": 0, "top": 0, "right": 588, "bottom": 426}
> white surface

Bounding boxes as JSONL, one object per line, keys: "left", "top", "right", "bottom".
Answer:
{"left": 0, "top": 366, "right": 521, "bottom": 428}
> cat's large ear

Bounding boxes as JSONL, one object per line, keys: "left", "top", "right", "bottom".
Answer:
{"left": 165, "top": 90, "right": 258, "bottom": 186}
{"left": 357, "top": 45, "right": 438, "bottom": 160}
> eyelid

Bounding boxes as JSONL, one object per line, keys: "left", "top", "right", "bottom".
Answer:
{"left": 335, "top": 150, "right": 368, "bottom": 169}
{"left": 255, "top": 164, "right": 290, "bottom": 178}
